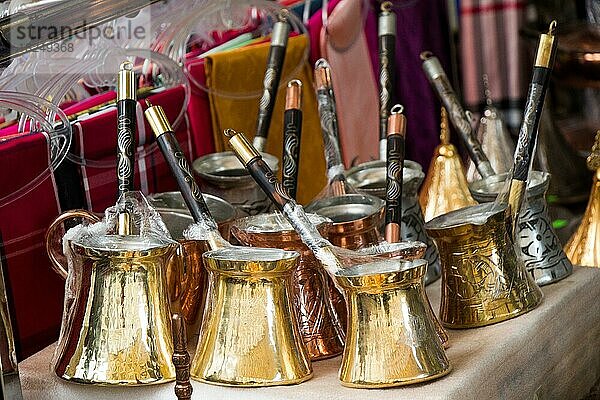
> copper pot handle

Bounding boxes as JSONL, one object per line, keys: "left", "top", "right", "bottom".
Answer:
{"left": 45, "top": 210, "right": 101, "bottom": 280}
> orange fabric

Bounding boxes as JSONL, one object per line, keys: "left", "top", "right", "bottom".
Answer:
{"left": 205, "top": 35, "right": 325, "bottom": 204}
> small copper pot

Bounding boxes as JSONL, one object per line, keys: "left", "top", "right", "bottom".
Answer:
{"left": 231, "top": 213, "right": 346, "bottom": 360}
{"left": 306, "top": 194, "right": 384, "bottom": 250}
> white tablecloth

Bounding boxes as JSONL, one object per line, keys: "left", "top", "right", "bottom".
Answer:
{"left": 19, "top": 266, "right": 600, "bottom": 400}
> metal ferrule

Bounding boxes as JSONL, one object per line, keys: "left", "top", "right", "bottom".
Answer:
{"left": 145, "top": 104, "right": 173, "bottom": 138}
{"left": 285, "top": 80, "right": 302, "bottom": 110}
{"left": 228, "top": 130, "right": 260, "bottom": 166}
{"left": 421, "top": 52, "right": 444, "bottom": 80}
{"left": 385, "top": 223, "right": 400, "bottom": 243}
{"left": 387, "top": 107, "right": 406, "bottom": 137}
{"left": 378, "top": 4, "right": 396, "bottom": 37}
{"left": 117, "top": 212, "right": 131, "bottom": 235}
{"left": 271, "top": 17, "right": 290, "bottom": 47}
{"left": 534, "top": 21, "right": 557, "bottom": 68}
{"left": 315, "top": 66, "right": 329, "bottom": 90}
{"left": 118, "top": 61, "right": 135, "bottom": 101}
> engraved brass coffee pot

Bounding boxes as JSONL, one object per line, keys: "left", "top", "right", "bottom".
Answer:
{"left": 191, "top": 247, "right": 313, "bottom": 386}
{"left": 426, "top": 203, "right": 543, "bottom": 328}
{"left": 470, "top": 171, "right": 573, "bottom": 285}
{"left": 334, "top": 258, "right": 450, "bottom": 387}
{"left": 46, "top": 209, "right": 177, "bottom": 385}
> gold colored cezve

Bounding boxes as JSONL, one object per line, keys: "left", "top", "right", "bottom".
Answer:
{"left": 231, "top": 213, "right": 346, "bottom": 361}
{"left": 46, "top": 210, "right": 176, "bottom": 385}
{"left": 426, "top": 203, "right": 543, "bottom": 328}
{"left": 191, "top": 247, "right": 313, "bottom": 386}
{"left": 564, "top": 129, "right": 600, "bottom": 267}
{"left": 334, "top": 258, "right": 450, "bottom": 387}
{"left": 419, "top": 107, "right": 476, "bottom": 222}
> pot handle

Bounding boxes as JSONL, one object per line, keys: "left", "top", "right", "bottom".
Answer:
{"left": 45, "top": 210, "right": 101, "bottom": 280}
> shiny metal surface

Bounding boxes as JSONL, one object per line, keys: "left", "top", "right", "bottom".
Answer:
{"left": 470, "top": 171, "right": 573, "bottom": 285}
{"left": 358, "top": 241, "right": 449, "bottom": 348}
{"left": 50, "top": 235, "right": 177, "bottom": 385}
{"left": 420, "top": 145, "right": 477, "bottom": 222}
{"left": 231, "top": 213, "right": 346, "bottom": 361}
{"left": 346, "top": 160, "right": 441, "bottom": 285}
{"left": 192, "top": 151, "right": 279, "bottom": 216}
{"left": 306, "top": 194, "right": 383, "bottom": 250}
{"left": 426, "top": 203, "right": 543, "bottom": 328}
{"left": 420, "top": 107, "right": 476, "bottom": 221}
{"left": 334, "top": 258, "right": 450, "bottom": 387}
{"left": 565, "top": 165, "right": 600, "bottom": 267}
{"left": 191, "top": 247, "right": 313, "bottom": 386}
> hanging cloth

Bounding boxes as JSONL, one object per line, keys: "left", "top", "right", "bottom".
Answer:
{"left": 205, "top": 34, "right": 326, "bottom": 204}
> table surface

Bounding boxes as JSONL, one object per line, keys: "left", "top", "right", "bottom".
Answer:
{"left": 19, "top": 266, "right": 600, "bottom": 400}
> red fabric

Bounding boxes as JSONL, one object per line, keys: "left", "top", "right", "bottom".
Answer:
{"left": 70, "top": 86, "right": 192, "bottom": 213}
{"left": 0, "top": 132, "right": 63, "bottom": 360}
{"left": 185, "top": 58, "right": 216, "bottom": 158}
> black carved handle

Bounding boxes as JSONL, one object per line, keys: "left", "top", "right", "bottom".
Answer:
{"left": 512, "top": 68, "right": 552, "bottom": 182}
{"left": 116, "top": 99, "right": 136, "bottom": 196}
{"left": 282, "top": 108, "right": 302, "bottom": 200}
{"left": 247, "top": 156, "right": 294, "bottom": 212}
{"left": 155, "top": 130, "right": 214, "bottom": 225}
{"left": 385, "top": 131, "right": 404, "bottom": 226}
{"left": 255, "top": 38, "right": 288, "bottom": 145}
{"left": 378, "top": 34, "right": 395, "bottom": 143}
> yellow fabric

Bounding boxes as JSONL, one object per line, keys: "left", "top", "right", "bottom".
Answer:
{"left": 205, "top": 35, "right": 325, "bottom": 204}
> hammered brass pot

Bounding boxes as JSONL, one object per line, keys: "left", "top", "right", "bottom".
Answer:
{"left": 426, "top": 203, "right": 543, "bottom": 328}
{"left": 231, "top": 213, "right": 346, "bottom": 361}
{"left": 334, "top": 258, "right": 450, "bottom": 388}
{"left": 46, "top": 212, "right": 177, "bottom": 385}
{"left": 191, "top": 247, "right": 312, "bottom": 386}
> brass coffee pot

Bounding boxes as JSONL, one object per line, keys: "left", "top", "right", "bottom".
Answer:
{"left": 191, "top": 247, "right": 313, "bottom": 386}
{"left": 426, "top": 203, "right": 543, "bottom": 328}
{"left": 564, "top": 130, "right": 600, "bottom": 267}
{"left": 232, "top": 212, "right": 346, "bottom": 361}
{"left": 420, "top": 108, "right": 477, "bottom": 222}
{"left": 334, "top": 258, "right": 450, "bottom": 387}
{"left": 46, "top": 206, "right": 177, "bottom": 385}
{"left": 470, "top": 171, "right": 573, "bottom": 286}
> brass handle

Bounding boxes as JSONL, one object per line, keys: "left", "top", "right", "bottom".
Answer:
{"left": 45, "top": 210, "right": 101, "bottom": 280}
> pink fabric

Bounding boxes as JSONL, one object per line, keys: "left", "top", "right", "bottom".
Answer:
{"left": 307, "top": 0, "right": 342, "bottom": 64}
{"left": 460, "top": 0, "right": 527, "bottom": 130}
{"left": 320, "top": 0, "right": 379, "bottom": 167}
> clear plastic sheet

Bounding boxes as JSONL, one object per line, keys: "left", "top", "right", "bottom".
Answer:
{"left": 151, "top": 0, "right": 309, "bottom": 99}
